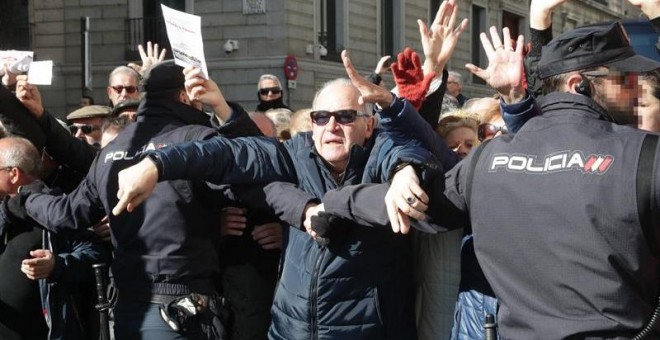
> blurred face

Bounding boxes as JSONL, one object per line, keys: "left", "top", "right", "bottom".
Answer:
{"left": 445, "top": 126, "right": 476, "bottom": 159}
{"left": 637, "top": 78, "right": 660, "bottom": 132}
{"left": 69, "top": 117, "right": 104, "bottom": 146}
{"left": 258, "top": 79, "right": 282, "bottom": 102}
{"left": 80, "top": 97, "right": 92, "bottom": 107}
{"left": 107, "top": 73, "right": 139, "bottom": 105}
{"left": 446, "top": 76, "right": 460, "bottom": 97}
{"left": 603, "top": 71, "right": 639, "bottom": 113}
{"left": 312, "top": 84, "right": 375, "bottom": 173}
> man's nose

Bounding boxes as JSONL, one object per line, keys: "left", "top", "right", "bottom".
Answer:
{"left": 326, "top": 116, "right": 339, "bottom": 130}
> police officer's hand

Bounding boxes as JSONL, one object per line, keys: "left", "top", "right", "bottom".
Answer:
{"left": 466, "top": 26, "right": 526, "bottom": 105}
{"left": 15, "top": 75, "right": 45, "bottom": 118}
{"left": 220, "top": 207, "right": 247, "bottom": 236}
{"left": 252, "top": 222, "right": 283, "bottom": 250}
{"left": 302, "top": 203, "right": 325, "bottom": 239}
{"left": 21, "top": 249, "right": 55, "bottom": 280}
{"left": 385, "top": 165, "right": 428, "bottom": 234}
{"left": 420, "top": 0, "right": 468, "bottom": 76}
{"left": 113, "top": 158, "right": 158, "bottom": 216}
{"left": 183, "top": 66, "right": 232, "bottom": 123}
{"left": 92, "top": 215, "right": 111, "bottom": 243}
{"left": 342, "top": 50, "right": 394, "bottom": 109}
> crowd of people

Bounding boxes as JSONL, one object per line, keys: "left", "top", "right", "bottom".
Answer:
{"left": 0, "top": 0, "right": 659, "bottom": 339}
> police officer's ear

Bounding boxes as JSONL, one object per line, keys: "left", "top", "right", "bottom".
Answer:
{"left": 567, "top": 73, "right": 592, "bottom": 98}
{"left": 177, "top": 89, "right": 191, "bottom": 106}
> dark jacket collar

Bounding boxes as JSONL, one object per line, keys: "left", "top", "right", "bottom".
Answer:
{"left": 136, "top": 97, "right": 212, "bottom": 127}
{"left": 538, "top": 92, "right": 613, "bottom": 122}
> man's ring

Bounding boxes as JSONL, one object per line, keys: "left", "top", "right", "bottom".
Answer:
{"left": 406, "top": 196, "right": 415, "bottom": 205}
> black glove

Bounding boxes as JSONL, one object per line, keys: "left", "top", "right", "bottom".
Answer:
{"left": 310, "top": 212, "right": 349, "bottom": 247}
{"left": 5, "top": 180, "right": 48, "bottom": 222}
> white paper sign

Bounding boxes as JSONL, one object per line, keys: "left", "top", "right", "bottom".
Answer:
{"left": 0, "top": 50, "right": 33, "bottom": 76}
{"left": 27, "top": 60, "right": 53, "bottom": 85}
{"left": 161, "top": 4, "right": 208, "bottom": 79}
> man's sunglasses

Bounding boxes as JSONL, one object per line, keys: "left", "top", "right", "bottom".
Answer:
{"left": 69, "top": 124, "right": 101, "bottom": 135}
{"left": 110, "top": 85, "right": 138, "bottom": 94}
{"left": 477, "top": 123, "right": 508, "bottom": 141}
{"left": 310, "top": 110, "right": 366, "bottom": 126}
{"left": 258, "top": 87, "right": 282, "bottom": 96}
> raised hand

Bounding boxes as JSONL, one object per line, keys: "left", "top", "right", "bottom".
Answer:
{"left": 530, "top": 0, "right": 570, "bottom": 29}
{"left": 374, "top": 55, "right": 392, "bottom": 75}
{"left": 183, "top": 66, "right": 231, "bottom": 121}
{"left": 342, "top": 50, "right": 394, "bottom": 108}
{"left": 628, "top": 0, "right": 660, "bottom": 19}
{"left": 2, "top": 64, "right": 18, "bottom": 88}
{"left": 15, "top": 75, "right": 45, "bottom": 118}
{"left": 128, "top": 41, "right": 167, "bottom": 76}
{"left": 390, "top": 48, "right": 436, "bottom": 110}
{"left": 466, "top": 26, "right": 526, "bottom": 104}
{"left": 420, "top": 0, "right": 468, "bottom": 75}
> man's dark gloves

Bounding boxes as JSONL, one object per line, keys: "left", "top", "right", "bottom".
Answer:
{"left": 4, "top": 180, "right": 48, "bottom": 222}
{"left": 310, "top": 212, "right": 350, "bottom": 247}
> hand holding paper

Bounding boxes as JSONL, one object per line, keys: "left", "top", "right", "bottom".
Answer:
{"left": 183, "top": 66, "right": 231, "bottom": 122}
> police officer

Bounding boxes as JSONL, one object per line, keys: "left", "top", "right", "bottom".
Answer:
{"left": 6, "top": 61, "right": 260, "bottom": 339}
{"left": 387, "top": 22, "right": 660, "bottom": 338}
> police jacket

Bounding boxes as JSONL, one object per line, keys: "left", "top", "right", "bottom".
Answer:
{"left": 440, "top": 92, "right": 660, "bottom": 339}
{"left": 23, "top": 96, "right": 260, "bottom": 296}
{"left": 147, "top": 99, "right": 439, "bottom": 340}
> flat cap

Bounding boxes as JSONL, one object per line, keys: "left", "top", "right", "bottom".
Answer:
{"left": 66, "top": 105, "right": 112, "bottom": 120}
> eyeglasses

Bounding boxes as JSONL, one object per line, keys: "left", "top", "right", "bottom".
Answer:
{"left": 258, "top": 87, "right": 282, "bottom": 96}
{"left": 110, "top": 85, "right": 138, "bottom": 94}
{"left": 309, "top": 110, "right": 368, "bottom": 126}
{"left": 69, "top": 124, "right": 101, "bottom": 135}
{"left": 477, "top": 123, "right": 508, "bottom": 141}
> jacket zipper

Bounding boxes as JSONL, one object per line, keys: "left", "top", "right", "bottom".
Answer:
{"left": 310, "top": 247, "right": 325, "bottom": 340}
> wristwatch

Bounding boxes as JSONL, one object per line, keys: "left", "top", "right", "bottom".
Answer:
{"left": 144, "top": 153, "right": 164, "bottom": 181}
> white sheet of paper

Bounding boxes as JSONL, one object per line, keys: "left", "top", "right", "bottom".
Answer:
{"left": 28, "top": 60, "right": 53, "bottom": 85}
{"left": 0, "top": 50, "right": 33, "bottom": 76}
{"left": 161, "top": 4, "right": 208, "bottom": 79}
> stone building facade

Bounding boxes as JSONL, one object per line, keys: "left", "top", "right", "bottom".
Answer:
{"left": 0, "top": 0, "right": 639, "bottom": 116}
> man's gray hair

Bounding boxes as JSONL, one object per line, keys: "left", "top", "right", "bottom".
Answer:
{"left": 448, "top": 71, "right": 463, "bottom": 86}
{"left": 0, "top": 137, "right": 42, "bottom": 178}
{"left": 258, "top": 74, "right": 283, "bottom": 89}
{"left": 312, "top": 78, "right": 373, "bottom": 116}
{"left": 108, "top": 66, "right": 140, "bottom": 85}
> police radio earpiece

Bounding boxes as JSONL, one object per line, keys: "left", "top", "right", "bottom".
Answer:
{"left": 574, "top": 74, "right": 592, "bottom": 98}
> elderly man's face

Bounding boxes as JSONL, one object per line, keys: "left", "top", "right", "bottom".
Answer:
{"left": 70, "top": 117, "right": 104, "bottom": 147}
{"left": 107, "top": 73, "right": 140, "bottom": 105}
{"left": 312, "top": 84, "right": 374, "bottom": 173}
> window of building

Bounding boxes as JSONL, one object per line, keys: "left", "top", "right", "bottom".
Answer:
{"left": 381, "top": 0, "right": 402, "bottom": 56}
{"left": 471, "top": 5, "right": 487, "bottom": 84}
{"left": 125, "top": 0, "right": 186, "bottom": 60}
{"left": 319, "top": 0, "right": 346, "bottom": 61}
{"left": 0, "top": 0, "right": 31, "bottom": 50}
{"left": 502, "top": 10, "right": 523, "bottom": 40}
